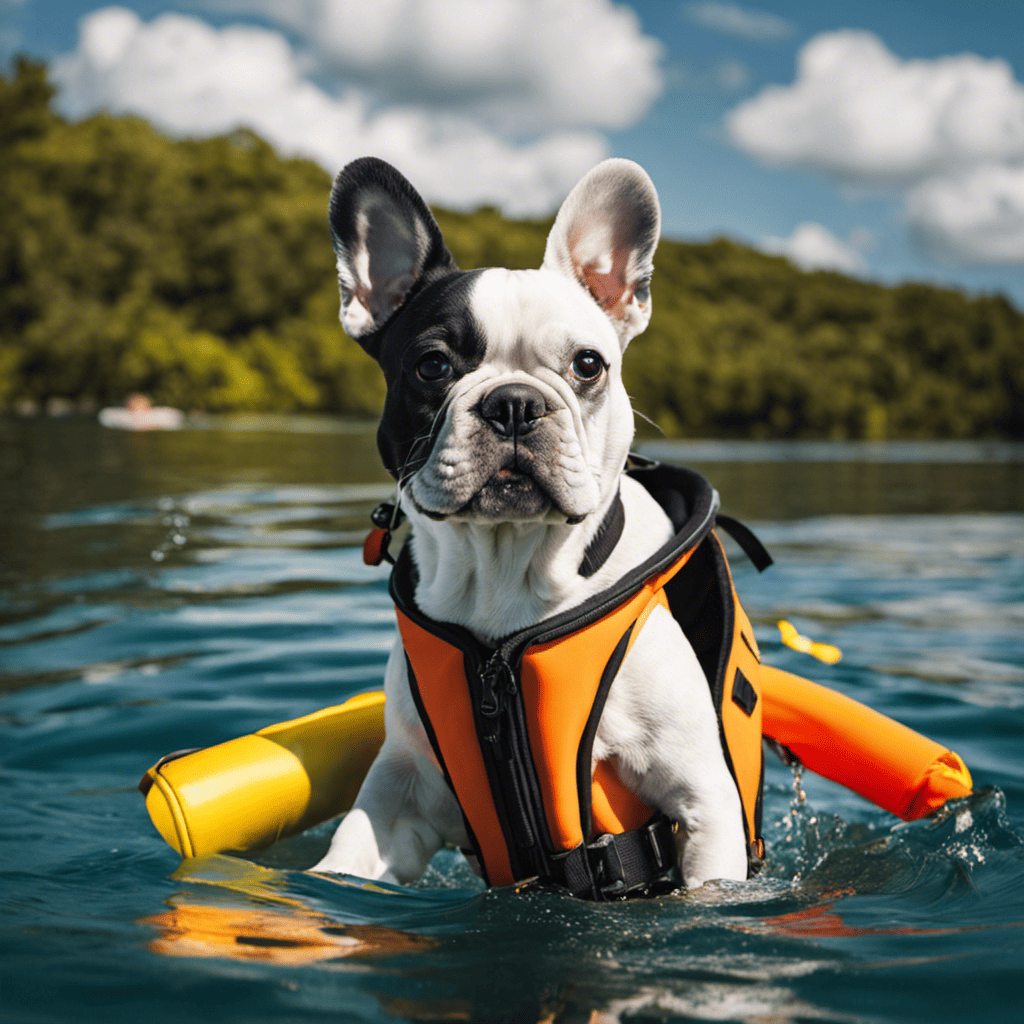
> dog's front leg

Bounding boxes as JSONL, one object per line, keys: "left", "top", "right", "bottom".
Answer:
{"left": 597, "top": 604, "right": 749, "bottom": 887}
{"left": 312, "top": 640, "right": 466, "bottom": 883}
{"left": 312, "top": 745, "right": 444, "bottom": 883}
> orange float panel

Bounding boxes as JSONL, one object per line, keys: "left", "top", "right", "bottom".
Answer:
{"left": 760, "top": 665, "right": 972, "bottom": 820}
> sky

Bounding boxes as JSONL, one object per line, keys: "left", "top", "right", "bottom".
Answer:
{"left": 3, "top": 0, "right": 1023, "bottom": 307}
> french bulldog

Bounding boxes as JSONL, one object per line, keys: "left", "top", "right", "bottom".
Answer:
{"left": 312, "top": 157, "right": 747, "bottom": 888}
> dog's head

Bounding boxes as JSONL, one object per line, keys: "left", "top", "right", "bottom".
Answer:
{"left": 329, "top": 157, "right": 660, "bottom": 526}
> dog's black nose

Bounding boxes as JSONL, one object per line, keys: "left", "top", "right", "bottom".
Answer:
{"left": 479, "top": 383, "right": 547, "bottom": 438}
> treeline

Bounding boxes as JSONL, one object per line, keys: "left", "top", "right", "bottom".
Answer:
{"left": 2, "top": 58, "right": 1021, "bottom": 438}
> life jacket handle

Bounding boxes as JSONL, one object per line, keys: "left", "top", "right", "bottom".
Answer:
{"left": 716, "top": 514, "right": 774, "bottom": 572}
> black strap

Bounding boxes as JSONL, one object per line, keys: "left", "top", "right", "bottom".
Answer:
{"left": 549, "top": 816, "right": 680, "bottom": 900}
{"left": 715, "top": 514, "right": 773, "bottom": 572}
{"left": 551, "top": 845, "right": 594, "bottom": 897}
{"left": 578, "top": 491, "right": 625, "bottom": 578}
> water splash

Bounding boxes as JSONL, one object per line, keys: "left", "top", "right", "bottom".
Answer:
{"left": 763, "top": 775, "right": 1024, "bottom": 906}
{"left": 150, "top": 498, "right": 191, "bottom": 563}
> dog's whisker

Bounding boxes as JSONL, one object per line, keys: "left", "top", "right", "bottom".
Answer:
{"left": 396, "top": 396, "right": 460, "bottom": 494}
{"left": 630, "top": 403, "right": 666, "bottom": 436}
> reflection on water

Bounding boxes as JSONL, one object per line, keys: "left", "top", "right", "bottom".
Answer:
{"left": 143, "top": 856, "right": 435, "bottom": 965}
{"left": 1, "top": 416, "right": 1023, "bottom": 1024}
{"left": 641, "top": 439, "right": 1024, "bottom": 520}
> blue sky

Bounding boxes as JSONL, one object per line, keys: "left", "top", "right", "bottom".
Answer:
{"left": 4, "top": 0, "right": 1023, "bottom": 306}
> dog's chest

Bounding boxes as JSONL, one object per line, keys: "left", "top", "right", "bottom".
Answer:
{"left": 407, "top": 477, "right": 675, "bottom": 641}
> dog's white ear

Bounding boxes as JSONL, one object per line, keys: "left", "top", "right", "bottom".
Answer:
{"left": 328, "top": 157, "right": 456, "bottom": 354}
{"left": 542, "top": 159, "right": 660, "bottom": 347}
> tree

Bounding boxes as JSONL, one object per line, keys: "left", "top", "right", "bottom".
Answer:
{"left": 2, "top": 58, "right": 1021, "bottom": 438}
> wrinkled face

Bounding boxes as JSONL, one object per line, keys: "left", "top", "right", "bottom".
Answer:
{"left": 375, "top": 268, "right": 634, "bottom": 524}
{"left": 328, "top": 156, "right": 661, "bottom": 527}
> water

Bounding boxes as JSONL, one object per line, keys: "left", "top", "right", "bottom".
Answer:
{"left": 2, "top": 417, "right": 1023, "bottom": 1024}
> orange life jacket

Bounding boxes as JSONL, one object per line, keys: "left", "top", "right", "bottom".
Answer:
{"left": 390, "top": 460, "right": 769, "bottom": 899}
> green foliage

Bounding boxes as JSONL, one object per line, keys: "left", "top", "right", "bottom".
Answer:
{"left": 434, "top": 206, "right": 553, "bottom": 271}
{"left": 624, "top": 242, "right": 1024, "bottom": 438}
{"left": 0, "top": 58, "right": 379, "bottom": 416}
{"left": 2, "top": 58, "right": 1021, "bottom": 438}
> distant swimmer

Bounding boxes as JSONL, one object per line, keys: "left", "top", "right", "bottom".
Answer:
{"left": 98, "top": 394, "right": 184, "bottom": 431}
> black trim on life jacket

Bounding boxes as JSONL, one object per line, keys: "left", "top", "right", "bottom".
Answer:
{"left": 565, "top": 612, "right": 681, "bottom": 899}
{"left": 705, "top": 536, "right": 745, "bottom": 846}
{"left": 391, "top": 463, "right": 720, "bottom": 663}
{"left": 513, "top": 463, "right": 719, "bottom": 652}
{"left": 577, "top": 623, "right": 634, "bottom": 845}
{"left": 578, "top": 491, "right": 625, "bottom": 578}
{"left": 656, "top": 535, "right": 766, "bottom": 874}
{"left": 402, "top": 652, "right": 494, "bottom": 885}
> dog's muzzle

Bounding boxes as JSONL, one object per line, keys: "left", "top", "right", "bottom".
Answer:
{"left": 407, "top": 377, "right": 594, "bottom": 523}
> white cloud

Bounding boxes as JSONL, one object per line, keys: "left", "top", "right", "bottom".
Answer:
{"left": 761, "top": 223, "right": 867, "bottom": 275}
{"left": 727, "top": 31, "right": 1024, "bottom": 180}
{"left": 727, "top": 30, "right": 1024, "bottom": 264}
{"left": 684, "top": 2, "right": 793, "bottom": 42}
{"left": 906, "top": 163, "right": 1024, "bottom": 263}
{"left": 51, "top": 6, "right": 613, "bottom": 216}
{"left": 199, "top": 0, "right": 664, "bottom": 134}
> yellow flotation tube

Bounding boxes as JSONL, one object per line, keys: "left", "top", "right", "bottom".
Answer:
{"left": 140, "top": 679, "right": 971, "bottom": 860}
{"left": 139, "top": 691, "right": 385, "bottom": 858}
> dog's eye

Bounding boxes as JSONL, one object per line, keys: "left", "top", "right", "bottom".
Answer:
{"left": 416, "top": 352, "right": 452, "bottom": 382}
{"left": 571, "top": 350, "right": 605, "bottom": 382}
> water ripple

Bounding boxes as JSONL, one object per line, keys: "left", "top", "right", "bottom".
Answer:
{"left": 2, "top": 424, "right": 1023, "bottom": 1024}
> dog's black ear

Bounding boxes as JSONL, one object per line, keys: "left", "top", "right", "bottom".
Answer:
{"left": 542, "top": 159, "right": 660, "bottom": 348}
{"left": 328, "top": 157, "right": 457, "bottom": 355}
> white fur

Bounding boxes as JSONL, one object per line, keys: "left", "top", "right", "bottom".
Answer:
{"left": 408, "top": 268, "right": 624, "bottom": 537}
{"left": 314, "top": 159, "right": 747, "bottom": 888}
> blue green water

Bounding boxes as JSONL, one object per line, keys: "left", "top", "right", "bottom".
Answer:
{"left": 2, "top": 417, "right": 1023, "bottom": 1024}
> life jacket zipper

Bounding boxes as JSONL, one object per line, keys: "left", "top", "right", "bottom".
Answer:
{"left": 474, "top": 645, "right": 547, "bottom": 863}
{"left": 478, "top": 649, "right": 516, "bottom": 755}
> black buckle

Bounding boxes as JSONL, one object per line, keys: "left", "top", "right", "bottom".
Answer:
{"left": 585, "top": 819, "right": 680, "bottom": 900}
{"left": 642, "top": 818, "right": 683, "bottom": 895}
{"left": 588, "top": 833, "right": 627, "bottom": 898}
{"left": 370, "top": 502, "right": 404, "bottom": 530}
{"left": 644, "top": 818, "right": 670, "bottom": 871}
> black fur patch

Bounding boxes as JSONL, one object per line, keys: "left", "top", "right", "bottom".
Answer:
{"left": 327, "top": 158, "right": 494, "bottom": 483}
{"left": 374, "top": 269, "right": 488, "bottom": 481}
